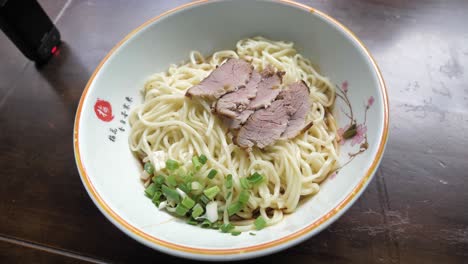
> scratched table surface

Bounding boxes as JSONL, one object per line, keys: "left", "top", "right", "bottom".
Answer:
{"left": 1, "top": 0, "right": 467, "bottom": 263}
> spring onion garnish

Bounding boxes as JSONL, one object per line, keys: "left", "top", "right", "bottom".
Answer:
{"left": 187, "top": 217, "right": 198, "bottom": 225}
{"left": 247, "top": 172, "right": 264, "bottom": 185}
{"left": 343, "top": 124, "right": 357, "bottom": 139}
{"left": 176, "top": 188, "right": 187, "bottom": 199}
{"left": 199, "top": 154, "right": 208, "bottom": 164}
{"left": 211, "top": 221, "right": 221, "bottom": 229}
{"left": 240, "top": 178, "right": 251, "bottom": 189}
{"left": 144, "top": 162, "right": 154, "bottom": 175}
{"left": 205, "top": 201, "right": 218, "bottom": 223}
{"left": 166, "top": 174, "right": 177, "bottom": 187}
{"left": 249, "top": 232, "right": 256, "bottom": 236}
{"left": 158, "top": 201, "right": 167, "bottom": 209}
{"left": 227, "top": 202, "right": 242, "bottom": 216}
{"left": 152, "top": 175, "right": 165, "bottom": 186}
{"left": 144, "top": 183, "right": 158, "bottom": 198}
{"left": 175, "top": 204, "right": 189, "bottom": 216}
{"left": 166, "top": 159, "right": 179, "bottom": 171}
{"left": 200, "top": 219, "right": 212, "bottom": 228}
{"left": 151, "top": 191, "right": 162, "bottom": 205}
{"left": 203, "top": 186, "right": 220, "bottom": 200}
{"left": 226, "top": 174, "right": 233, "bottom": 189}
{"left": 143, "top": 157, "right": 265, "bottom": 234}
{"left": 178, "top": 182, "right": 191, "bottom": 194}
{"left": 207, "top": 169, "right": 217, "bottom": 179}
{"left": 254, "top": 216, "right": 267, "bottom": 230}
{"left": 238, "top": 190, "right": 250, "bottom": 205}
{"left": 191, "top": 203, "right": 204, "bottom": 218}
{"left": 199, "top": 194, "right": 210, "bottom": 205}
{"left": 220, "top": 223, "right": 235, "bottom": 233}
{"left": 181, "top": 196, "right": 195, "bottom": 209}
{"left": 191, "top": 181, "right": 202, "bottom": 192}
{"left": 192, "top": 156, "right": 202, "bottom": 171}
{"left": 162, "top": 185, "right": 180, "bottom": 203}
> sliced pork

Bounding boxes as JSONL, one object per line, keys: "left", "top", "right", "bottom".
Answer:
{"left": 281, "top": 81, "right": 311, "bottom": 139}
{"left": 186, "top": 58, "right": 312, "bottom": 149}
{"left": 185, "top": 58, "right": 253, "bottom": 99}
{"left": 234, "top": 81, "right": 311, "bottom": 149}
{"left": 215, "top": 67, "right": 284, "bottom": 129}
{"left": 234, "top": 99, "right": 290, "bottom": 149}
{"left": 247, "top": 67, "right": 284, "bottom": 110}
{"left": 215, "top": 70, "right": 261, "bottom": 118}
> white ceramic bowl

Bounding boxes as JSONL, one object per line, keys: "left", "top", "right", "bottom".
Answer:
{"left": 74, "top": 0, "right": 389, "bottom": 261}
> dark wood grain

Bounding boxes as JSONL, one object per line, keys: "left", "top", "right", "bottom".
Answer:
{"left": 0, "top": 0, "right": 467, "bottom": 263}
{"left": 0, "top": 236, "right": 102, "bottom": 264}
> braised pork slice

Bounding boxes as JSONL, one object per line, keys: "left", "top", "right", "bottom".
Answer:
{"left": 185, "top": 58, "right": 253, "bottom": 99}
{"left": 281, "top": 81, "right": 311, "bottom": 139}
{"left": 216, "top": 67, "right": 284, "bottom": 129}
{"left": 247, "top": 66, "right": 284, "bottom": 110}
{"left": 215, "top": 70, "right": 261, "bottom": 118}
{"left": 234, "top": 81, "right": 311, "bottom": 149}
{"left": 234, "top": 99, "right": 290, "bottom": 149}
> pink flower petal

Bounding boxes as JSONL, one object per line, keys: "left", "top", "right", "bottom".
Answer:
{"left": 350, "top": 124, "right": 367, "bottom": 146}
{"left": 337, "top": 124, "right": 350, "bottom": 145}
{"left": 368, "top": 96, "right": 375, "bottom": 107}
{"left": 342, "top": 81, "right": 348, "bottom": 92}
{"left": 356, "top": 124, "right": 367, "bottom": 136}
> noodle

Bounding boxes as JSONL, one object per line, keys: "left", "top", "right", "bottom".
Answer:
{"left": 129, "top": 37, "right": 338, "bottom": 229}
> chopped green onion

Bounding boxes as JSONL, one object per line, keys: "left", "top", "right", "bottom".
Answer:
{"left": 226, "top": 174, "right": 233, "bottom": 189}
{"left": 166, "top": 159, "right": 179, "bottom": 171}
{"left": 181, "top": 196, "right": 195, "bottom": 209}
{"left": 187, "top": 217, "right": 198, "bottom": 225}
{"left": 192, "top": 156, "right": 202, "bottom": 171}
{"left": 199, "top": 154, "right": 208, "bottom": 164}
{"left": 199, "top": 194, "right": 210, "bottom": 205}
{"left": 231, "top": 231, "right": 242, "bottom": 236}
{"left": 166, "top": 174, "right": 177, "bottom": 187}
{"left": 205, "top": 202, "right": 218, "bottom": 223}
{"left": 254, "top": 216, "right": 267, "bottom": 230}
{"left": 207, "top": 169, "right": 218, "bottom": 179}
{"left": 203, "top": 186, "right": 220, "bottom": 200}
{"left": 211, "top": 221, "right": 221, "bottom": 229}
{"left": 144, "top": 162, "right": 154, "bottom": 175}
{"left": 247, "top": 172, "right": 264, "bottom": 185}
{"left": 178, "top": 182, "right": 191, "bottom": 194}
{"left": 152, "top": 175, "right": 166, "bottom": 185}
{"left": 162, "top": 185, "right": 180, "bottom": 203}
{"left": 220, "top": 223, "right": 235, "bottom": 233}
{"left": 172, "top": 168, "right": 188, "bottom": 180}
{"left": 175, "top": 204, "right": 189, "bottom": 216}
{"left": 151, "top": 191, "right": 162, "bottom": 205}
{"left": 240, "top": 178, "right": 251, "bottom": 189}
{"left": 343, "top": 124, "right": 357, "bottom": 139}
{"left": 191, "top": 181, "right": 202, "bottom": 192}
{"left": 238, "top": 190, "right": 250, "bottom": 204}
{"left": 182, "top": 172, "right": 194, "bottom": 183}
{"left": 144, "top": 183, "right": 158, "bottom": 198}
{"left": 249, "top": 232, "right": 256, "bottom": 236}
{"left": 226, "top": 191, "right": 232, "bottom": 200}
{"left": 200, "top": 219, "right": 212, "bottom": 228}
{"left": 227, "top": 202, "right": 242, "bottom": 216}
{"left": 191, "top": 203, "right": 204, "bottom": 218}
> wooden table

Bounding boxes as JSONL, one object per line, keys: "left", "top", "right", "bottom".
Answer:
{"left": 1, "top": 0, "right": 467, "bottom": 263}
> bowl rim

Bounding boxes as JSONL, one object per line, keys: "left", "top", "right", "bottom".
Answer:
{"left": 73, "top": 0, "right": 389, "bottom": 259}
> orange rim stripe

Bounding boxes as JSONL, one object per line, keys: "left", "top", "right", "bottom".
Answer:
{"left": 74, "top": 0, "right": 389, "bottom": 255}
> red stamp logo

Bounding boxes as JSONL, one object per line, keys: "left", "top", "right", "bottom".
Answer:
{"left": 94, "top": 99, "right": 114, "bottom": 122}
